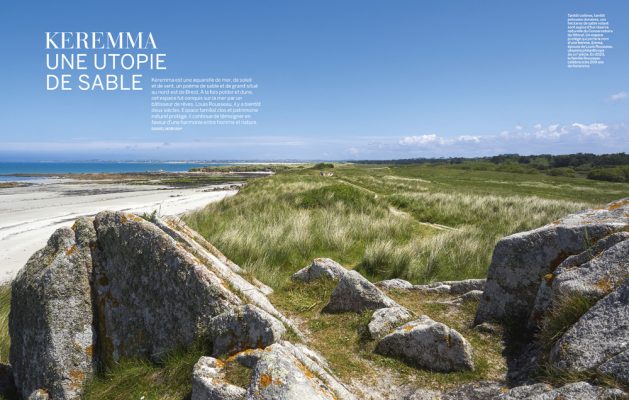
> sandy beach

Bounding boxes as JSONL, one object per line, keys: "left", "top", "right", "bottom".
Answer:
{"left": 0, "top": 179, "right": 236, "bottom": 282}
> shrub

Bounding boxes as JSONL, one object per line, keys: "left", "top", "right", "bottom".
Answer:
{"left": 547, "top": 167, "right": 575, "bottom": 177}
{"left": 587, "top": 167, "right": 628, "bottom": 183}
{"left": 312, "top": 163, "right": 334, "bottom": 169}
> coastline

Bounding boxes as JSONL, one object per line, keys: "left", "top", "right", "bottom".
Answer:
{"left": 0, "top": 178, "right": 237, "bottom": 283}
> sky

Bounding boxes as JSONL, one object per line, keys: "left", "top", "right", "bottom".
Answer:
{"left": 0, "top": 0, "right": 628, "bottom": 161}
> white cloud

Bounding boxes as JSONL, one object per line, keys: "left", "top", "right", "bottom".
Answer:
{"left": 399, "top": 134, "right": 440, "bottom": 145}
{"left": 381, "top": 122, "right": 626, "bottom": 158}
{"left": 609, "top": 91, "right": 628, "bottom": 102}
{"left": 399, "top": 134, "right": 482, "bottom": 147}
{"left": 457, "top": 135, "right": 481, "bottom": 143}
{"left": 571, "top": 122, "right": 608, "bottom": 138}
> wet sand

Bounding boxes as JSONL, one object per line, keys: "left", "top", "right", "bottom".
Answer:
{"left": 0, "top": 179, "right": 236, "bottom": 282}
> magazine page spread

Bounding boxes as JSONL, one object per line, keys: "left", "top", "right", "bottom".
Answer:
{"left": 0, "top": 1, "right": 628, "bottom": 399}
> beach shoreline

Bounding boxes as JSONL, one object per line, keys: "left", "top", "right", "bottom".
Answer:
{"left": 0, "top": 178, "right": 237, "bottom": 283}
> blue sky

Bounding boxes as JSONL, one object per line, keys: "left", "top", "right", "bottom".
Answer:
{"left": 0, "top": 0, "right": 628, "bottom": 161}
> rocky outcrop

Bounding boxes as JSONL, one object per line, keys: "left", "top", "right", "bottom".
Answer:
{"left": 375, "top": 316, "right": 474, "bottom": 372}
{"left": 208, "top": 304, "right": 285, "bottom": 357}
{"left": 323, "top": 270, "right": 398, "bottom": 313}
{"left": 377, "top": 278, "right": 486, "bottom": 295}
{"left": 406, "top": 381, "right": 626, "bottom": 400}
{"left": 156, "top": 216, "right": 301, "bottom": 338}
{"left": 192, "top": 342, "right": 356, "bottom": 400}
{"left": 428, "top": 279, "right": 486, "bottom": 295}
{"left": 9, "top": 211, "right": 298, "bottom": 399}
{"left": 93, "top": 211, "right": 242, "bottom": 364}
{"left": 498, "top": 381, "right": 626, "bottom": 400}
{"left": 247, "top": 343, "right": 338, "bottom": 400}
{"left": 192, "top": 357, "right": 246, "bottom": 400}
{"left": 550, "top": 279, "right": 629, "bottom": 384}
{"left": 291, "top": 258, "right": 348, "bottom": 282}
{"left": 10, "top": 219, "right": 96, "bottom": 400}
{"left": 476, "top": 198, "right": 629, "bottom": 325}
{"left": 530, "top": 233, "right": 629, "bottom": 327}
{"left": 367, "top": 306, "right": 413, "bottom": 339}
{"left": 376, "top": 279, "right": 414, "bottom": 290}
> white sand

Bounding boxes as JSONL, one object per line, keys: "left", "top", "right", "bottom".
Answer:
{"left": 0, "top": 180, "right": 236, "bottom": 282}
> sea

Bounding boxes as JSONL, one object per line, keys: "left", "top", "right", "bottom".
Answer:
{"left": 0, "top": 162, "right": 227, "bottom": 182}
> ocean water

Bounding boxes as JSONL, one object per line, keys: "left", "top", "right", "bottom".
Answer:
{"left": 0, "top": 162, "right": 227, "bottom": 182}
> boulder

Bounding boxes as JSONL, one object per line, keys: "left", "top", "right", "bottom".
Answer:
{"left": 441, "top": 279, "right": 486, "bottom": 295}
{"left": 367, "top": 306, "right": 413, "bottom": 339}
{"left": 550, "top": 279, "right": 629, "bottom": 384}
{"left": 27, "top": 389, "right": 50, "bottom": 400}
{"left": 291, "top": 258, "right": 348, "bottom": 282}
{"left": 531, "top": 232, "right": 629, "bottom": 327}
{"left": 473, "top": 322, "right": 501, "bottom": 335}
{"left": 375, "top": 316, "right": 474, "bottom": 372}
{"left": 246, "top": 342, "right": 350, "bottom": 400}
{"left": 551, "top": 239, "right": 628, "bottom": 300}
{"left": 156, "top": 216, "right": 301, "bottom": 339}
{"left": 440, "top": 381, "right": 504, "bottom": 400}
{"left": 9, "top": 210, "right": 305, "bottom": 398}
{"left": 208, "top": 304, "right": 285, "bottom": 357}
{"left": 10, "top": 220, "right": 96, "bottom": 400}
{"left": 191, "top": 356, "right": 246, "bottom": 400}
{"left": 413, "top": 284, "right": 451, "bottom": 294}
{"left": 409, "top": 381, "right": 627, "bottom": 400}
{"left": 411, "top": 279, "right": 485, "bottom": 295}
{"left": 497, "top": 381, "right": 626, "bottom": 400}
{"left": 322, "top": 270, "right": 398, "bottom": 313}
{"left": 598, "top": 349, "right": 629, "bottom": 385}
{"left": 92, "top": 211, "right": 242, "bottom": 364}
{"left": 455, "top": 290, "right": 484, "bottom": 303}
{"left": 476, "top": 199, "right": 629, "bottom": 325}
{"left": 376, "top": 279, "right": 414, "bottom": 290}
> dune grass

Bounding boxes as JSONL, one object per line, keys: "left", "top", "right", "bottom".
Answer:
{"left": 82, "top": 343, "right": 205, "bottom": 400}
{"left": 0, "top": 286, "right": 10, "bottom": 365}
{"left": 184, "top": 163, "right": 620, "bottom": 288}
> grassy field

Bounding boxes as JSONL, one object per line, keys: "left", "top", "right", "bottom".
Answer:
{"left": 1, "top": 163, "right": 627, "bottom": 398}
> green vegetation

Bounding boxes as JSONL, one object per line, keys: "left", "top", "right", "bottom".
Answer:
{"left": 537, "top": 293, "right": 597, "bottom": 351}
{"left": 271, "top": 279, "right": 505, "bottom": 392}
{"left": 0, "top": 286, "right": 16, "bottom": 400}
{"left": 357, "top": 152, "right": 629, "bottom": 183}
{"left": 184, "top": 162, "right": 626, "bottom": 287}
{"left": 533, "top": 293, "right": 627, "bottom": 390}
{"left": 0, "top": 286, "right": 10, "bottom": 365}
{"left": 311, "top": 162, "right": 335, "bottom": 170}
{"left": 189, "top": 164, "right": 296, "bottom": 173}
{"left": 83, "top": 343, "right": 205, "bottom": 400}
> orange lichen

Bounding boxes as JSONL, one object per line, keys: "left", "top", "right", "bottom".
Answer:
{"left": 259, "top": 373, "right": 273, "bottom": 388}
{"left": 608, "top": 200, "right": 629, "bottom": 211}
{"left": 544, "top": 273, "right": 554, "bottom": 283}
{"left": 65, "top": 245, "right": 77, "bottom": 256}
{"left": 296, "top": 361, "right": 315, "bottom": 379}
{"left": 215, "top": 359, "right": 225, "bottom": 368}
{"left": 86, "top": 345, "right": 94, "bottom": 358}
{"left": 69, "top": 369, "right": 85, "bottom": 389}
{"left": 403, "top": 324, "right": 415, "bottom": 332}
{"left": 595, "top": 277, "right": 613, "bottom": 293}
